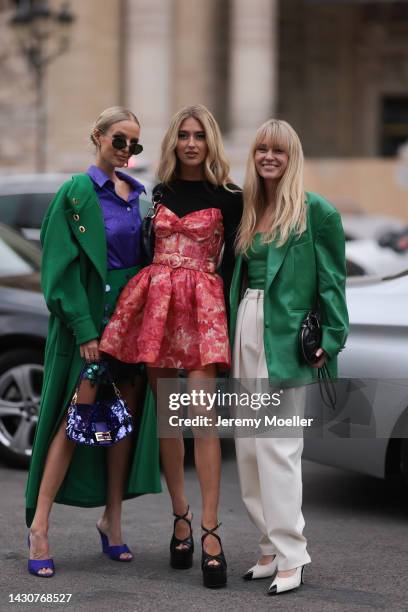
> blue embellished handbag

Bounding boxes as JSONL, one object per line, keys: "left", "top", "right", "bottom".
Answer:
{"left": 66, "top": 370, "right": 133, "bottom": 446}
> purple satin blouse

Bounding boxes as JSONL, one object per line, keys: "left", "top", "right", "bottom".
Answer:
{"left": 87, "top": 165, "right": 145, "bottom": 270}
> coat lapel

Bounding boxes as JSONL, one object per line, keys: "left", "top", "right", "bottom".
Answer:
{"left": 65, "top": 174, "right": 107, "bottom": 285}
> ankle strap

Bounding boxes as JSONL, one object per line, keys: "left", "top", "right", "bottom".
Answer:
{"left": 201, "top": 522, "right": 224, "bottom": 552}
{"left": 173, "top": 505, "right": 190, "bottom": 520}
{"left": 201, "top": 522, "right": 222, "bottom": 536}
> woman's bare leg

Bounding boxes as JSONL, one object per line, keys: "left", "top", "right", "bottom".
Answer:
{"left": 187, "top": 365, "right": 222, "bottom": 563}
{"left": 149, "top": 364, "right": 222, "bottom": 561}
{"left": 29, "top": 379, "right": 97, "bottom": 574}
{"left": 97, "top": 375, "right": 145, "bottom": 560}
{"left": 147, "top": 367, "right": 191, "bottom": 546}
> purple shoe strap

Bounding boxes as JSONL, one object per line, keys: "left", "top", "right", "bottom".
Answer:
{"left": 108, "top": 544, "right": 132, "bottom": 557}
{"left": 28, "top": 558, "right": 54, "bottom": 571}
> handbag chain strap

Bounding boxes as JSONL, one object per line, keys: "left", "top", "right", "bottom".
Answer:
{"left": 145, "top": 189, "right": 162, "bottom": 220}
{"left": 318, "top": 363, "right": 337, "bottom": 410}
{"left": 71, "top": 363, "right": 122, "bottom": 407}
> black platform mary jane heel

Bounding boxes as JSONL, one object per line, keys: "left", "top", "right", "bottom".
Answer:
{"left": 170, "top": 506, "right": 194, "bottom": 569}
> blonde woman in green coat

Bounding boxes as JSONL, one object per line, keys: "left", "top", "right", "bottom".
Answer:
{"left": 230, "top": 119, "right": 348, "bottom": 595}
{"left": 25, "top": 107, "right": 161, "bottom": 577}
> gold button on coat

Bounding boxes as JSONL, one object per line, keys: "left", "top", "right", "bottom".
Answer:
{"left": 73, "top": 214, "right": 80, "bottom": 221}
{"left": 72, "top": 198, "right": 79, "bottom": 205}
{"left": 79, "top": 226, "right": 86, "bottom": 233}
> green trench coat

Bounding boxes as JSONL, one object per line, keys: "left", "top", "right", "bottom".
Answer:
{"left": 229, "top": 192, "right": 349, "bottom": 385}
{"left": 25, "top": 174, "right": 161, "bottom": 527}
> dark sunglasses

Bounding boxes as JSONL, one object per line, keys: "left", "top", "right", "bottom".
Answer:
{"left": 111, "top": 135, "right": 143, "bottom": 156}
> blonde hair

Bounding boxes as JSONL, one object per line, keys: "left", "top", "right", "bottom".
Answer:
{"left": 236, "top": 119, "right": 307, "bottom": 253}
{"left": 90, "top": 106, "right": 139, "bottom": 147}
{"left": 157, "top": 104, "right": 232, "bottom": 188}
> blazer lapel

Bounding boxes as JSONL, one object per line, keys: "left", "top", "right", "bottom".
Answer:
{"left": 65, "top": 174, "right": 107, "bottom": 285}
{"left": 229, "top": 254, "right": 244, "bottom": 304}
{"left": 264, "top": 233, "right": 295, "bottom": 294}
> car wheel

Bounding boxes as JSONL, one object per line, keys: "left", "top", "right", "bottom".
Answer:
{"left": 0, "top": 349, "right": 43, "bottom": 469}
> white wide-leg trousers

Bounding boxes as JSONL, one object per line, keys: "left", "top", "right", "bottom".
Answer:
{"left": 233, "top": 289, "right": 311, "bottom": 570}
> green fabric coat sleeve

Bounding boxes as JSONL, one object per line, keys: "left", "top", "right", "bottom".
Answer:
{"left": 315, "top": 211, "right": 349, "bottom": 359}
{"left": 40, "top": 186, "right": 99, "bottom": 345}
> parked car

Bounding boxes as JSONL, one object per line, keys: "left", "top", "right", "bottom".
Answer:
{"left": 340, "top": 213, "right": 408, "bottom": 277}
{"left": 378, "top": 226, "right": 408, "bottom": 253}
{"left": 346, "top": 238, "right": 408, "bottom": 277}
{"left": 341, "top": 213, "right": 405, "bottom": 242}
{"left": 0, "top": 173, "right": 152, "bottom": 246}
{"left": 0, "top": 174, "right": 71, "bottom": 244}
{"left": 304, "top": 269, "right": 408, "bottom": 485}
{"left": 0, "top": 223, "right": 48, "bottom": 468}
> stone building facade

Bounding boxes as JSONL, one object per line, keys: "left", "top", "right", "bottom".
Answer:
{"left": 279, "top": 0, "right": 408, "bottom": 158}
{"left": 1, "top": 0, "right": 408, "bottom": 216}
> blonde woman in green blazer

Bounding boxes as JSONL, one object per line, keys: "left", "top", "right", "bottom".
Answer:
{"left": 230, "top": 119, "right": 348, "bottom": 595}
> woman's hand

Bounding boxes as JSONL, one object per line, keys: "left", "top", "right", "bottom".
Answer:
{"left": 311, "top": 348, "right": 326, "bottom": 369}
{"left": 80, "top": 339, "right": 101, "bottom": 363}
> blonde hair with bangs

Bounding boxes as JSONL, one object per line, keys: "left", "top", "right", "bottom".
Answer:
{"left": 157, "top": 104, "right": 232, "bottom": 188}
{"left": 236, "top": 119, "right": 306, "bottom": 253}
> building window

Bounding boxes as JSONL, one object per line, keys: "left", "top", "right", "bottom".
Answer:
{"left": 363, "top": 1, "right": 408, "bottom": 22}
{"left": 380, "top": 96, "right": 408, "bottom": 157}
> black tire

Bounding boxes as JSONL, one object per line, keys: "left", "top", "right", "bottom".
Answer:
{"left": 401, "top": 439, "right": 408, "bottom": 487}
{"left": 0, "top": 348, "right": 43, "bottom": 469}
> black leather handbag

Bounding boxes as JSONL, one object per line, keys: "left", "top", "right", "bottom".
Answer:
{"left": 299, "top": 310, "right": 337, "bottom": 410}
{"left": 299, "top": 311, "right": 321, "bottom": 365}
{"left": 142, "top": 190, "right": 162, "bottom": 264}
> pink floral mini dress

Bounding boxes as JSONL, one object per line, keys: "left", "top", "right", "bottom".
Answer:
{"left": 99, "top": 204, "right": 231, "bottom": 370}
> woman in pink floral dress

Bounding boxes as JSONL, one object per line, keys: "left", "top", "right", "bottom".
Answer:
{"left": 100, "top": 104, "right": 242, "bottom": 588}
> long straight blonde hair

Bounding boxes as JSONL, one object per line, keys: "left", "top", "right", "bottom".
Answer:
{"left": 157, "top": 104, "right": 232, "bottom": 188}
{"left": 236, "top": 119, "right": 307, "bottom": 253}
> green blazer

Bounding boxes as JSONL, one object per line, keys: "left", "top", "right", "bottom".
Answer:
{"left": 25, "top": 174, "right": 161, "bottom": 527}
{"left": 229, "top": 192, "right": 349, "bottom": 385}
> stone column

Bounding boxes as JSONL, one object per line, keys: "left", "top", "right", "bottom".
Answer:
{"left": 172, "top": 0, "right": 219, "bottom": 113}
{"left": 123, "top": 0, "right": 172, "bottom": 168}
{"left": 228, "top": 0, "right": 279, "bottom": 169}
{"left": 47, "top": 0, "right": 122, "bottom": 172}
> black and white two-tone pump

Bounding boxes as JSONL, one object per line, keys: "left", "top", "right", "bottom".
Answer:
{"left": 267, "top": 565, "right": 305, "bottom": 595}
{"left": 242, "top": 555, "right": 277, "bottom": 580}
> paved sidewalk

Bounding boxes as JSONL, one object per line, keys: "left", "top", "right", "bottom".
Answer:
{"left": 1, "top": 443, "right": 408, "bottom": 612}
